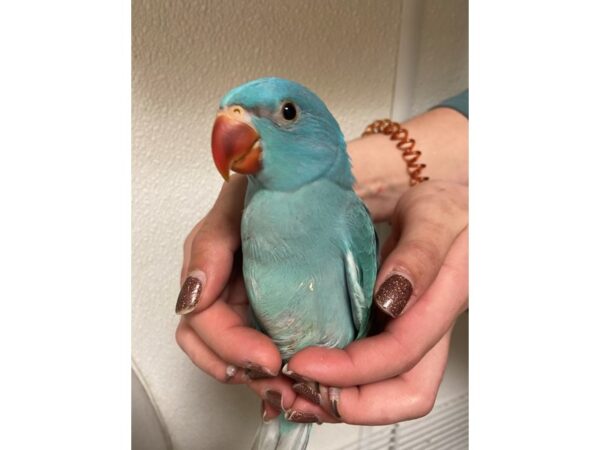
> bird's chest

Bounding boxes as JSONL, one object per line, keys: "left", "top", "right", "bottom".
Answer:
{"left": 241, "top": 194, "right": 333, "bottom": 311}
{"left": 241, "top": 188, "right": 334, "bottom": 263}
{"left": 239, "top": 184, "right": 355, "bottom": 358}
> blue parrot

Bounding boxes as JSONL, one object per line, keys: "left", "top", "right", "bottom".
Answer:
{"left": 211, "top": 77, "right": 378, "bottom": 450}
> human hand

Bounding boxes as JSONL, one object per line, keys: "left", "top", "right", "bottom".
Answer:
{"left": 252, "top": 180, "right": 468, "bottom": 424}
{"left": 175, "top": 175, "right": 283, "bottom": 384}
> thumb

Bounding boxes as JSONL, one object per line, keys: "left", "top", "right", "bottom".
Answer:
{"left": 374, "top": 182, "right": 467, "bottom": 318}
{"left": 176, "top": 176, "right": 246, "bottom": 315}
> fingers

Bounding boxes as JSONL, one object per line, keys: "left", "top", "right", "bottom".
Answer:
{"left": 247, "top": 376, "right": 297, "bottom": 411}
{"left": 176, "top": 175, "right": 247, "bottom": 315}
{"left": 375, "top": 181, "right": 468, "bottom": 318}
{"left": 177, "top": 219, "right": 236, "bottom": 313}
{"left": 323, "top": 331, "right": 452, "bottom": 425}
{"left": 184, "top": 299, "right": 282, "bottom": 377}
{"left": 175, "top": 320, "right": 245, "bottom": 384}
{"left": 250, "top": 332, "right": 450, "bottom": 425}
{"left": 287, "top": 228, "right": 468, "bottom": 387}
{"left": 262, "top": 400, "right": 281, "bottom": 422}
{"left": 247, "top": 376, "right": 339, "bottom": 424}
{"left": 176, "top": 271, "right": 280, "bottom": 384}
{"left": 283, "top": 331, "right": 451, "bottom": 425}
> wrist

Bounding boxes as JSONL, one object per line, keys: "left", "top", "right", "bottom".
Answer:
{"left": 348, "top": 135, "right": 412, "bottom": 222}
{"left": 349, "top": 107, "right": 468, "bottom": 222}
{"left": 402, "top": 107, "right": 468, "bottom": 186}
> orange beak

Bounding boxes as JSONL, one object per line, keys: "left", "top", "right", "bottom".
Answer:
{"left": 211, "top": 106, "right": 262, "bottom": 181}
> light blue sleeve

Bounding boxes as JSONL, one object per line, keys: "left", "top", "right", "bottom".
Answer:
{"left": 433, "top": 89, "right": 469, "bottom": 118}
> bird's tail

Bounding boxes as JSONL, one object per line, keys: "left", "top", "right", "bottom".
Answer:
{"left": 251, "top": 413, "right": 312, "bottom": 450}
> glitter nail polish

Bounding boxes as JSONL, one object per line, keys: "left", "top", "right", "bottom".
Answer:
{"left": 285, "top": 410, "right": 321, "bottom": 424}
{"left": 244, "top": 362, "right": 277, "bottom": 379}
{"left": 374, "top": 274, "right": 413, "bottom": 318}
{"left": 292, "top": 382, "right": 322, "bottom": 405}
{"left": 265, "top": 389, "right": 282, "bottom": 410}
{"left": 175, "top": 270, "right": 205, "bottom": 315}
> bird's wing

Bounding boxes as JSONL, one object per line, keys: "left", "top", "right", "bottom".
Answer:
{"left": 342, "top": 199, "right": 378, "bottom": 339}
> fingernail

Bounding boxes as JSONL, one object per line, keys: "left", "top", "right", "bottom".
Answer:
{"left": 175, "top": 270, "right": 205, "bottom": 315}
{"left": 285, "top": 410, "right": 321, "bottom": 424}
{"left": 282, "top": 363, "right": 310, "bottom": 382}
{"left": 292, "top": 382, "right": 321, "bottom": 405}
{"left": 265, "top": 389, "right": 282, "bottom": 410}
{"left": 261, "top": 401, "right": 271, "bottom": 423}
{"left": 224, "top": 365, "right": 237, "bottom": 382}
{"left": 374, "top": 274, "right": 413, "bottom": 318}
{"left": 328, "top": 387, "right": 342, "bottom": 420}
{"left": 244, "top": 362, "right": 277, "bottom": 380}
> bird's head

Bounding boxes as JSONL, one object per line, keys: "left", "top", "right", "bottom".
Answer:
{"left": 211, "top": 77, "right": 353, "bottom": 191}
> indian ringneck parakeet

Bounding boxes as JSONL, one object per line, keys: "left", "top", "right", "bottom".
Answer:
{"left": 211, "top": 77, "right": 377, "bottom": 450}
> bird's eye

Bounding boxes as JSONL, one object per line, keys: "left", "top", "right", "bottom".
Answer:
{"left": 281, "top": 102, "right": 297, "bottom": 121}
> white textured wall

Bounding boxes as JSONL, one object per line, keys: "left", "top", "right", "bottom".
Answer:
{"left": 411, "top": 0, "right": 469, "bottom": 115}
{"left": 132, "top": 1, "right": 467, "bottom": 449}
